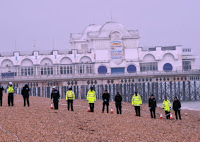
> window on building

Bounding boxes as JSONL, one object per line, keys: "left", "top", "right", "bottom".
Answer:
{"left": 41, "top": 68, "right": 43, "bottom": 75}
{"left": 21, "top": 67, "right": 34, "bottom": 76}
{"left": 140, "top": 62, "right": 158, "bottom": 72}
{"left": 127, "top": 65, "right": 137, "bottom": 73}
{"left": 40, "top": 66, "right": 54, "bottom": 75}
{"left": 59, "top": 65, "right": 73, "bottom": 75}
{"left": 111, "top": 68, "right": 125, "bottom": 74}
{"left": 163, "top": 63, "right": 173, "bottom": 71}
{"left": 183, "top": 61, "right": 191, "bottom": 71}
{"left": 77, "top": 64, "right": 93, "bottom": 74}
{"left": 66, "top": 66, "right": 69, "bottom": 74}
{"left": 79, "top": 65, "right": 84, "bottom": 74}
{"left": 60, "top": 66, "right": 63, "bottom": 74}
{"left": 98, "top": 66, "right": 107, "bottom": 74}
{"left": 63, "top": 66, "right": 67, "bottom": 74}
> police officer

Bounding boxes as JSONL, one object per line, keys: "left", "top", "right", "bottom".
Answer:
{"left": 114, "top": 92, "right": 122, "bottom": 114}
{"left": 0, "top": 83, "right": 4, "bottom": 106}
{"left": 21, "top": 84, "right": 30, "bottom": 107}
{"left": 66, "top": 87, "right": 75, "bottom": 111}
{"left": 132, "top": 92, "right": 142, "bottom": 116}
{"left": 148, "top": 94, "right": 157, "bottom": 119}
{"left": 7, "top": 82, "right": 15, "bottom": 106}
{"left": 86, "top": 87, "right": 96, "bottom": 112}
{"left": 102, "top": 90, "right": 110, "bottom": 113}
{"left": 51, "top": 86, "right": 60, "bottom": 110}
{"left": 173, "top": 97, "right": 181, "bottom": 120}
{"left": 162, "top": 96, "right": 171, "bottom": 119}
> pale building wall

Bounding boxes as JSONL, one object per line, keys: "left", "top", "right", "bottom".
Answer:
{"left": 0, "top": 22, "right": 198, "bottom": 75}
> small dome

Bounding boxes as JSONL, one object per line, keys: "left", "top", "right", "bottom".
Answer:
{"left": 83, "top": 24, "right": 102, "bottom": 34}
{"left": 81, "top": 24, "right": 101, "bottom": 40}
{"left": 98, "top": 21, "right": 131, "bottom": 38}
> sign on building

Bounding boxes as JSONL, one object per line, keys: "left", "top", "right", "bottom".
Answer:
{"left": 110, "top": 40, "right": 123, "bottom": 64}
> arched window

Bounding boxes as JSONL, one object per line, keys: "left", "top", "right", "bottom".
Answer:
{"left": 163, "top": 63, "right": 173, "bottom": 71}
{"left": 98, "top": 66, "right": 107, "bottom": 74}
{"left": 127, "top": 65, "right": 137, "bottom": 73}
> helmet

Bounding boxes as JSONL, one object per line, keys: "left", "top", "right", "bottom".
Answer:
{"left": 52, "top": 86, "right": 56, "bottom": 89}
{"left": 9, "top": 82, "right": 13, "bottom": 85}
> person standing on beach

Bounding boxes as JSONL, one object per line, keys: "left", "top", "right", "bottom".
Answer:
{"left": 173, "top": 97, "right": 181, "bottom": 120}
{"left": 21, "top": 84, "right": 30, "bottom": 107}
{"left": 102, "top": 90, "right": 110, "bottom": 113}
{"left": 51, "top": 86, "right": 60, "bottom": 110}
{"left": 0, "top": 83, "right": 4, "bottom": 106}
{"left": 66, "top": 87, "right": 75, "bottom": 111}
{"left": 148, "top": 94, "right": 157, "bottom": 119}
{"left": 162, "top": 96, "right": 171, "bottom": 119}
{"left": 87, "top": 87, "right": 96, "bottom": 112}
{"left": 7, "top": 82, "right": 15, "bottom": 106}
{"left": 114, "top": 92, "right": 122, "bottom": 114}
{"left": 132, "top": 92, "right": 142, "bottom": 116}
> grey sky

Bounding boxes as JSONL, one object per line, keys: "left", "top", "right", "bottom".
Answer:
{"left": 0, "top": 0, "right": 200, "bottom": 56}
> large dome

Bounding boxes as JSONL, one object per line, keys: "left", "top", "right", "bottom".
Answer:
{"left": 98, "top": 21, "right": 131, "bottom": 38}
{"left": 81, "top": 24, "right": 101, "bottom": 40}
{"left": 82, "top": 24, "right": 101, "bottom": 34}
{"left": 70, "top": 21, "right": 139, "bottom": 40}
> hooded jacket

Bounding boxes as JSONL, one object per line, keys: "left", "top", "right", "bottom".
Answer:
{"left": 21, "top": 85, "right": 30, "bottom": 97}
{"left": 102, "top": 93, "right": 110, "bottom": 102}
{"left": 149, "top": 98, "right": 157, "bottom": 108}
{"left": 51, "top": 89, "right": 60, "bottom": 102}
{"left": 173, "top": 100, "right": 181, "bottom": 110}
{"left": 115, "top": 94, "right": 122, "bottom": 105}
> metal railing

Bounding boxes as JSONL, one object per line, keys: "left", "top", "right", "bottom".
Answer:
{"left": 1, "top": 68, "right": 200, "bottom": 82}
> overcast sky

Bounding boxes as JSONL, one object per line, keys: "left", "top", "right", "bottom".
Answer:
{"left": 0, "top": 0, "right": 200, "bottom": 56}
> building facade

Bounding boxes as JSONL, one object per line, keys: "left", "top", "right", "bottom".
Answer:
{"left": 0, "top": 22, "right": 200, "bottom": 102}
{"left": 0, "top": 22, "right": 198, "bottom": 79}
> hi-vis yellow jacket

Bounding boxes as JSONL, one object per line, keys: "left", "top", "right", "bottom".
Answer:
{"left": 8, "top": 86, "right": 14, "bottom": 93}
{"left": 162, "top": 100, "right": 171, "bottom": 112}
{"left": 87, "top": 90, "right": 96, "bottom": 103}
{"left": 66, "top": 90, "right": 75, "bottom": 100}
{"left": 132, "top": 94, "right": 142, "bottom": 106}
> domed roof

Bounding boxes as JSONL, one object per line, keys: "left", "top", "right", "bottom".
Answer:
{"left": 81, "top": 24, "right": 101, "bottom": 40}
{"left": 83, "top": 24, "right": 102, "bottom": 34}
{"left": 70, "top": 22, "right": 139, "bottom": 41}
{"left": 98, "top": 21, "right": 131, "bottom": 38}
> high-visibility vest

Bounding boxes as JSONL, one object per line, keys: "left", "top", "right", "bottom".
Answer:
{"left": 87, "top": 90, "right": 96, "bottom": 103}
{"left": 8, "top": 86, "right": 14, "bottom": 93}
{"left": 66, "top": 91, "right": 75, "bottom": 100}
{"left": 162, "top": 100, "right": 171, "bottom": 111}
{"left": 132, "top": 94, "right": 142, "bottom": 106}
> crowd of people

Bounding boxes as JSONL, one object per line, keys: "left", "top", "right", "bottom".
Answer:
{"left": 51, "top": 86, "right": 182, "bottom": 120}
{"left": 0, "top": 83, "right": 182, "bottom": 120}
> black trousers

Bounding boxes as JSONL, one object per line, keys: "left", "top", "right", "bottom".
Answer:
{"left": 8, "top": 93, "right": 14, "bottom": 106}
{"left": 150, "top": 107, "right": 156, "bottom": 118}
{"left": 165, "top": 111, "right": 170, "bottom": 119}
{"left": 67, "top": 100, "right": 73, "bottom": 111}
{"left": 23, "top": 96, "right": 29, "bottom": 107}
{"left": 89, "top": 103, "right": 94, "bottom": 112}
{"left": 174, "top": 109, "right": 181, "bottom": 120}
{"left": 54, "top": 100, "right": 59, "bottom": 110}
{"left": 135, "top": 106, "right": 140, "bottom": 116}
{"left": 0, "top": 96, "right": 2, "bottom": 106}
{"left": 102, "top": 102, "right": 109, "bottom": 113}
{"left": 116, "top": 104, "right": 122, "bottom": 114}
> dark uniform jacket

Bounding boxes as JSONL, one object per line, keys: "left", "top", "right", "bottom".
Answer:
{"left": 51, "top": 89, "right": 60, "bottom": 102}
{"left": 173, "top": 100, "right": 181, "bottom": 110}
{"left": 102, "top": 93, "right": 110, "bottom": 102}
{"left": 0, "top": 86, "right": 4, "bottom": 97}
{"left": 21, "top": 86, "right": 30, "bottom": 97}
{"left": 115, "top": 94, "right": 122, "bottom": 105}
{"left": 148, "top": 98, "right": 157, "bottom": 108}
